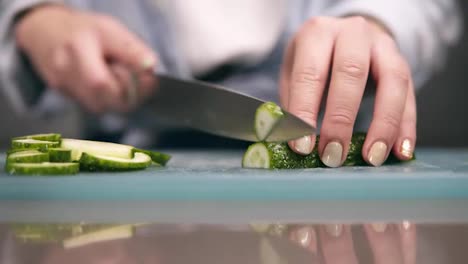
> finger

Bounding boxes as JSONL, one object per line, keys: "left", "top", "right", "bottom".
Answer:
{"left": 289, "top": 225, "right": 318, "bottom": 254}
{"left": 286, "top": 17, "right": 338, "bottom": 155}
{"left": 279, "top": 38, "right": 295, "bottom": 109}
{"left": 393, "top": 80, "right": 417, "bottom": 160}
{"left": 363, "top": 223, "right": 404, "bottom": 264}
{"left": 319, "top": 224, "right": 359, "bottom": 264}
{"left": 96, "top": 15, "right": 156, "bottom": 72}
{"left": 319, "top": 17, "right": 371, "bottom": 167}
{"left": 399, "top": 221, "right": 417, "bottom": 264}
{"left": 108, "top": 63, "right": 134, "bottom": 112}
{"left": 65, "top": 30, "right": 120, "bottom": 113}
{"left": 363, "top": 34, "right": 409, "bottom": 166}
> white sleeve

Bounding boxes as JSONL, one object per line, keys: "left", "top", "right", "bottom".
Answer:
{"left": 0, "top": 0, "right": 63, "bottom": 114}
{"left": 322, "top": 0, "right": 463, "bottom": 89}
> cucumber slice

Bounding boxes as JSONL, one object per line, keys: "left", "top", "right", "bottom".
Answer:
{"left": 61, "top": 139, "right": 135, "bottom": 161}
{"left": 48, "top": 148, "right": 72, "bottom": 162}
{"left": 79, "top": 152, "right": 152, "bottom": 171}
{"left": 6, "top": 162, "right": 79, "bottom": 175}
{"left": 134, "top": 148, "right": 171, "bottom": 165}
{"left": 7, "top": 150, "right": 49, "bottom": 163}
{"left": 11, "top": 139, "right": 60, "bottom": 150}
{"left": 7, "top": 148, "right": 48, "bottom": 155}
{"left": 255, "top": 102, "right": 284, "bottom": 141}
{"left": 14, "top": 133, "right": 62, "bottom": 142}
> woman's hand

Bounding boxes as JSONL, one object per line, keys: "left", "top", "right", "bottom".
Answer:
{"left": 15, "top": 4, "right": 157, "bottom": 113}
{"left": 280, "top": 16, "right": 416, "bottom": 167}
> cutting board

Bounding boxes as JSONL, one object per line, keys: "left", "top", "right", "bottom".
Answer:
{"left": 0, "top": 148, "right": 467, "bottom": 223}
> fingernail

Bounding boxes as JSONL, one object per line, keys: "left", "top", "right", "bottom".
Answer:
{"left": 402, "top": 220, "right": 412, "bottom": 231}
{"left": 322, "top": 142, "right": 343, "bottom": 168}
{"left": 400, "top": 139, "right": 413, "bottom": 159}
{"left": 368, "top": 141, "right": 387, "bottom": 166}
{"left": 371, "top": 223, "right": 387, "bottom": 233}
{"left": 325, "top": 224, "right": 342, "bottom": 237}
{"left": 295, "top": 227, "right": 314, "bottom": 248}
{"left": 294, "top": 136, "right": 313, "bottom": 155}
{"left": 141, "top": 56, "right": 155, "bottom": 70}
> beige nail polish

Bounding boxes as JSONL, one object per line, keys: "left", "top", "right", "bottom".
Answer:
{"left": 294, "top": 136, "right": 312, "bottom": 155}
{"left": 368, "top": 141, "right": 388, "bottom": 166}
{"left": 325, "top": 224, "right": 343, "bottom": 237}
{"left": 400, "top": 139, "right": 413, "bottom": 159}
{"left": 141, "top": 56, "right": 155, "bottom": 70}
{"left": 402, "top": 220, "right": 412, "bottom": 231}
{"left": 322, "top": 142, "right": 343, "bottom": 168}
{"left": 371, "top": 223, "right": 387, "bottom": 233}
{"left": 296, "top": 227, "right": 313, "bottom": 248}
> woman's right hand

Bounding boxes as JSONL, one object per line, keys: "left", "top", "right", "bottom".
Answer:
{"left": 14, "top": 4, "right": 157, "bottom": 113}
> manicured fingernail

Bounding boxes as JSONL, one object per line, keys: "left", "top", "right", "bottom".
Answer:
{"left": 368, "top": 141, "right": 387, "bottom": 166}
{"left": 295, "top": 227, "right": 315, "bottom": 248}
{"left": 325, "top": 224, "right": 342, "bottom": 237}
{"left": 371, "top": 223, "right": 387, "bottom": 233}
{"left": 294, "top": 136, "right": 312, "bottom": 155}
{"left": 400, "top": 139, "right": 413, "bottom": 159}
{"left": 322, "top": 142, "right": 343, "bottom": 168}
{"left": 141, "top": 56, "right": 155, "bottom": 70}
{"left": 402, "top": 221, "right": 412, "bottom": 231}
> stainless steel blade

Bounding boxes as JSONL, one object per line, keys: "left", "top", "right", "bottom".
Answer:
{"left": 143, "top": 74, "right": 315, "bottom": 142}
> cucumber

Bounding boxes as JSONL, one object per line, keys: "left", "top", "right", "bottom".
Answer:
{"left": 6, "top": 162, "right": 79, "bottom": 175}
{"left": 79, "top": 152, "right": 152, "bottom": 171}
{"left": 14, "top": 133, "right": 62, "bottom": 142}
{"left": 11, "top": 139, "right": 60, "bottom": 150}
{"left": 61, "top": 138, "right": 135, "bottom": 161}
{"left": 7, "top": 148, "right": 48, "bottom": 155}
{"left": 255, "top": 102, "right": 284, "bottom": 141}
{"left": 7, "top": 150, "right": 49, "bottom": 163}
{"left": 243, "top": 133, "right": 413, "bottom": 169}
{"left": 48, "top": 148, "right": 72, "bottom": 162}
{"left": 134, "top": 148, "right": 171, "bottom": 165}
{"left": 242, "top": 142, "right": 321, "bottom": 169}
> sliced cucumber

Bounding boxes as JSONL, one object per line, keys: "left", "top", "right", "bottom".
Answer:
{"left": 134, "top": 148, "right": 171, "bottom": 165}
{"left": 14, "top": 133, "right": 62, "bottom": 142}
{"left": 11, "top": 139, "right": 60, "bottom": 150}
{"left": 61, "top": 139, "right": 135, "bottom": 161}
{"left": 48, "top": 148, "right": 72, "bottom": 162}
{"left": 7, "top": 150, "right": 49, "bottom": 163}
{"left": 6, "top": 162, "right": 79, "bottom": 175}
{"left": 79, "top": 152, "right": 152, "bottom": 171}
{"left": 255, "top": 102, "right": 284, "bottom": 141}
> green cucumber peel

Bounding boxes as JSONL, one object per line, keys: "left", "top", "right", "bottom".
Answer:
{"left": 7, "top": 150, "right": 49, "bottom": 164}
{"left": 79, "top": 152, "right": 152, "bottom": 171}
{"left": 6, "top": 162, "right": 79, "bottom": 175}
{"left": 133, "top": 148, "right": 171, "bottom": 166}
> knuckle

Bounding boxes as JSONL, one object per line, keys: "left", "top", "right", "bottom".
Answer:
{"left": 85, "top": 75, "right": 110, "bottom": 90}
{"left": 388, "top": 63, "right": 410, "bottom": 87}
{"left": 292, "top": 67, "right": 326, "bottom": 87}
{"left": 379, "top": 111, "right": 401, "bottom": 130}
{"left": 336, "top": 58, "right": 367, "bottom": 80}
{"left": 305, "top": 16, "right": 333, "bottom": 28}
{"left": 348, "top": 16, "right": 368, "bottom": 27}
{"left": 327, "top": 105, "right": 355, "bottom": 127}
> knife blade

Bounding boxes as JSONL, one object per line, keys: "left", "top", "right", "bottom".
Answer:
{"left": 142, "top": 74, "right": 316, "bottom": 142}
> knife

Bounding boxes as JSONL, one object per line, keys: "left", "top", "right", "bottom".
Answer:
{"left": 141, "top": 74, "right": 316, "bottom": 142}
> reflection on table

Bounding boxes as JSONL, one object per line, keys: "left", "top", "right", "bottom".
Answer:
{"left": 1, "top": 222, "right": 468, "bottom": 264}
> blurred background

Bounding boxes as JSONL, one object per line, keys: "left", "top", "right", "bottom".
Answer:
{"left": 0, "top": 3, "right": 467, "bottom": 149}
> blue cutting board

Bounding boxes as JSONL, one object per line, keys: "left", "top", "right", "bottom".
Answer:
{"left": 0, "top": 148, "right": 468, "bottom": 223}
